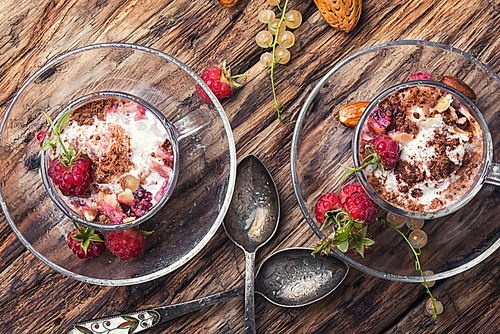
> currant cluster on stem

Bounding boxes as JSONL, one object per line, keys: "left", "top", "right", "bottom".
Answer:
{"left": 381, "top": 216, "right": 442, "bottom": 318}
{"left": 255, "top": 0, "right": 302, "bottom": 121}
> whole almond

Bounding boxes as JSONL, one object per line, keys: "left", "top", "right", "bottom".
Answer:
{"left": 440, "top": 75, "right": 477, "bottom": 100}
{"left": 219, "top": 0, "right": 239, "bottom": 7}
{"left": 338, "top": 101, "right": 370, "bottom": 128}
{"left": 313, "top": 0, "right": 362, "bottom": 33}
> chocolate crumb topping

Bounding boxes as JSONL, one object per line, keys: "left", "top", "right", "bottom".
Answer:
{"left": 71, "top": 99, "right": 115, "bottom": 126}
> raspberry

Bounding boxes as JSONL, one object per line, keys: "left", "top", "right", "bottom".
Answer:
{"left": 105, "top": 228, "right": 146, "bottom": 260}
{"left": 339, "top": 184, "right": 365, "bottom": 204}
{"left": 341, "top": 188, "right": 377, "bottom": 224}
{"left": 315, "top": 193, "right": 340, "bottom": 225}
{"left": 48, "top": 154, "right": 94, "bottom": 197}
{"left": 196, "top": 62, "right": 242, "bottom": 104}
{"left": 67, "top": 223, "right": 105, "bottom": 259}
{"left": 366, "top": 107, "right": 392, "bottom": 135}
{"left": 367, "top": 135, "right": 400, "bottom": 169}
{"left": 408, "top": 71, "right": 432, "bottom": 81}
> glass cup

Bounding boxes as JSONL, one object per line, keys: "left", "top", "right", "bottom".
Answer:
{"left": 39, "top": 91, "right": 210, "bottom": 230}
{"left": 352, "top": 80, "right": 498, "bottom": 220}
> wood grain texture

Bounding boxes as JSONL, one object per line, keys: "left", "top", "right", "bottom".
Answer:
{"left": 0, "top": 0, "right": 500, "bottom": 333}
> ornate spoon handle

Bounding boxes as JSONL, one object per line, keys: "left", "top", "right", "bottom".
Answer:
{"left": 67, "top": 286, "right": 244, "bottom": 333}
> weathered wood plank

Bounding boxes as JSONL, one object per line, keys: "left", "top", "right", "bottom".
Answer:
{"left": 0, "top": 0, "right": 499, "bottom": 333}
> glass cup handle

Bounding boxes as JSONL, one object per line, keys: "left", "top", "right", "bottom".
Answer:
{"left": 172, "top": 109, "right": 211, "bottom": 141}
{"left": 485, "top": 163, "right": 500, "bottom": 187}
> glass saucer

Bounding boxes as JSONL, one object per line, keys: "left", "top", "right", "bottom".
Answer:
{"left": 291, "top": 40, "right": 500, "bottom": 282}
{"left": 0, "top": 43, "right": 236, "bottom": 286}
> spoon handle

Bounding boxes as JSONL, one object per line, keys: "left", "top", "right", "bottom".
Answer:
{"left": 244, "top": 251, "right": 256, "bottom": 334}
{"left": 66, "top": 286, "right": 244, "bottom": 334}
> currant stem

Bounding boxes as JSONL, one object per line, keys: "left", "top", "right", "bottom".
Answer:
{"left": 268, "top": 0, "right": 290, "bottom": 122}
{"left": 381, "top": 218, "right": 438, "bottom": 318}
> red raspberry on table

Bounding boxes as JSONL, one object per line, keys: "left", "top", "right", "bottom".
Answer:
{"left": 48, "top": 154, "right": 94, "bottom": 197}
{"left": 315, "top": 193, "right": 340, "bottom": 225}
{"left": 67, "top": 223, "right": 105, "bottom": 259}
{"left": 339, "top": 184, "right": 365, "bottom": 204}
{"left": 341, "top": 190, "right": 377, "bottom": 224}
{"left": 196, "top": 62, "right": 243, "bottom": 104}
{"left": 367, "top": 135, "right": 400, "bottom": 170}
{"left": 408, "top": 71, "right": 433, "bottom": 81}
{"left": 105, "top": 228, "right": 146, "bottom": 260}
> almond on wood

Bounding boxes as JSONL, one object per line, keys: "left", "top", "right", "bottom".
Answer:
{"left": 313, "top": 0, "right": 362, "bottom": 32}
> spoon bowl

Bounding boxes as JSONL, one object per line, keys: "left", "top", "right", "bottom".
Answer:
{"left": 255, "top": 248, "right": 349, "bottom": 307}
{"left": 67, "top": 248, "right": 348, "bottom": 333}
{"left": 224, "top": 154, "right": 280, "bottom": 251}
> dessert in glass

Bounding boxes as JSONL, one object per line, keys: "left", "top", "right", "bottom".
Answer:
{"left": 353, "top": 80, "right": 492, "bottom": 220}
{"left": 40, "top": 92, "right": 186, "bottom": 230}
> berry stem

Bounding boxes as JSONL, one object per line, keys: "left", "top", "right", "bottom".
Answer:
{"left": 339, "top": 146, "right": 384, "bottom": 182}
{"left": 381, "top": 218, "right": 439, "bottom": 318}
{"left": 43, "top": 112, "right": 70, "bottom": 161}
{"left": 231, "top": 73, "right": 251, "bottom": 79}
{"left": 267, "top": 0, "right": 290, "bottom": 122}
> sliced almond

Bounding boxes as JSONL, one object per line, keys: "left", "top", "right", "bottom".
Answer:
{"left": 390, "top": 132, "right": 414, "bottom": 146}
{"left": 436, "top": 94, "right": 453, "bottom": 112}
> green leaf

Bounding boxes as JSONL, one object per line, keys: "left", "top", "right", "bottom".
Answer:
{"left": 81, "top": 239, "right": 90, "bottom": 255}
{"left": 56, "top": 109, "right": 72, "bottom": 134}
{"left": 362, "top": 238, "right": 375, "bottom": 246}
{"left": 357, "top": 244, "right": 365, "bottom": 257}
{"left": 321, "top": 216, "right": 334, "bottom": 230}
{"left": 68, "top": 142, "right": 76, "bottom": 159}
{"left": 337, "top": 240, "right": 349, "bottom": 253}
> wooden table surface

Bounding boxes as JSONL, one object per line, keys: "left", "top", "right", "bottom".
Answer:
{"left": 1, "top": 0, "right": 500, "bottom": 333}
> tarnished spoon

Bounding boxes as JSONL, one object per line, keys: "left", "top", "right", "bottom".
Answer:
{"left": 223, "top": 154, "right": 280, "bottom": 334}
{"left": 66, "top": 248, "right": 348, "bottom": 333}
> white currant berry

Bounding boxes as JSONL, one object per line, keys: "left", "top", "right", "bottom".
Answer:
{"left": 386, "top": 211, "right": 406, "bottom": 228}
{"left": 258, "top": 9, "right": 275, "bottom": 23}
{"left": 426, "top": 298, "right": 444, "bottom": 315}
{"left": 267, "top": 0, "right": 280, "bottom": 6}
{"left": 409, "top": 229, "right": 428, "bottom": 248}
{"left": 255, "top": 31, "right": 273, "bottom": 48}
{"left": 278, "top": 31, "right": 295, "bottom": 48}
{"left": 268, "top": 18, "right": 286, "bottom": 36}
{"left": 407, "top": 218, "right": 425, "bottom": 230}
{"left": 285, "top": 10, "right": 302, "bottom": 29}
{"left": 275, "top": 46, "right": 291, "bottom": 64}
{"left": 260, "top": 52, "right": 273, "bottom": 67}
{"left": 422, "top": 270, "right": 435, "bottom": 288}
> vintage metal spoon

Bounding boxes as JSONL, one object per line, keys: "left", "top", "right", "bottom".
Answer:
{"left": 223, "top": 154, "right": 280, "bottom": 334}
{"left": 66, "top": 248, "right": 348, "bottom": 333}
